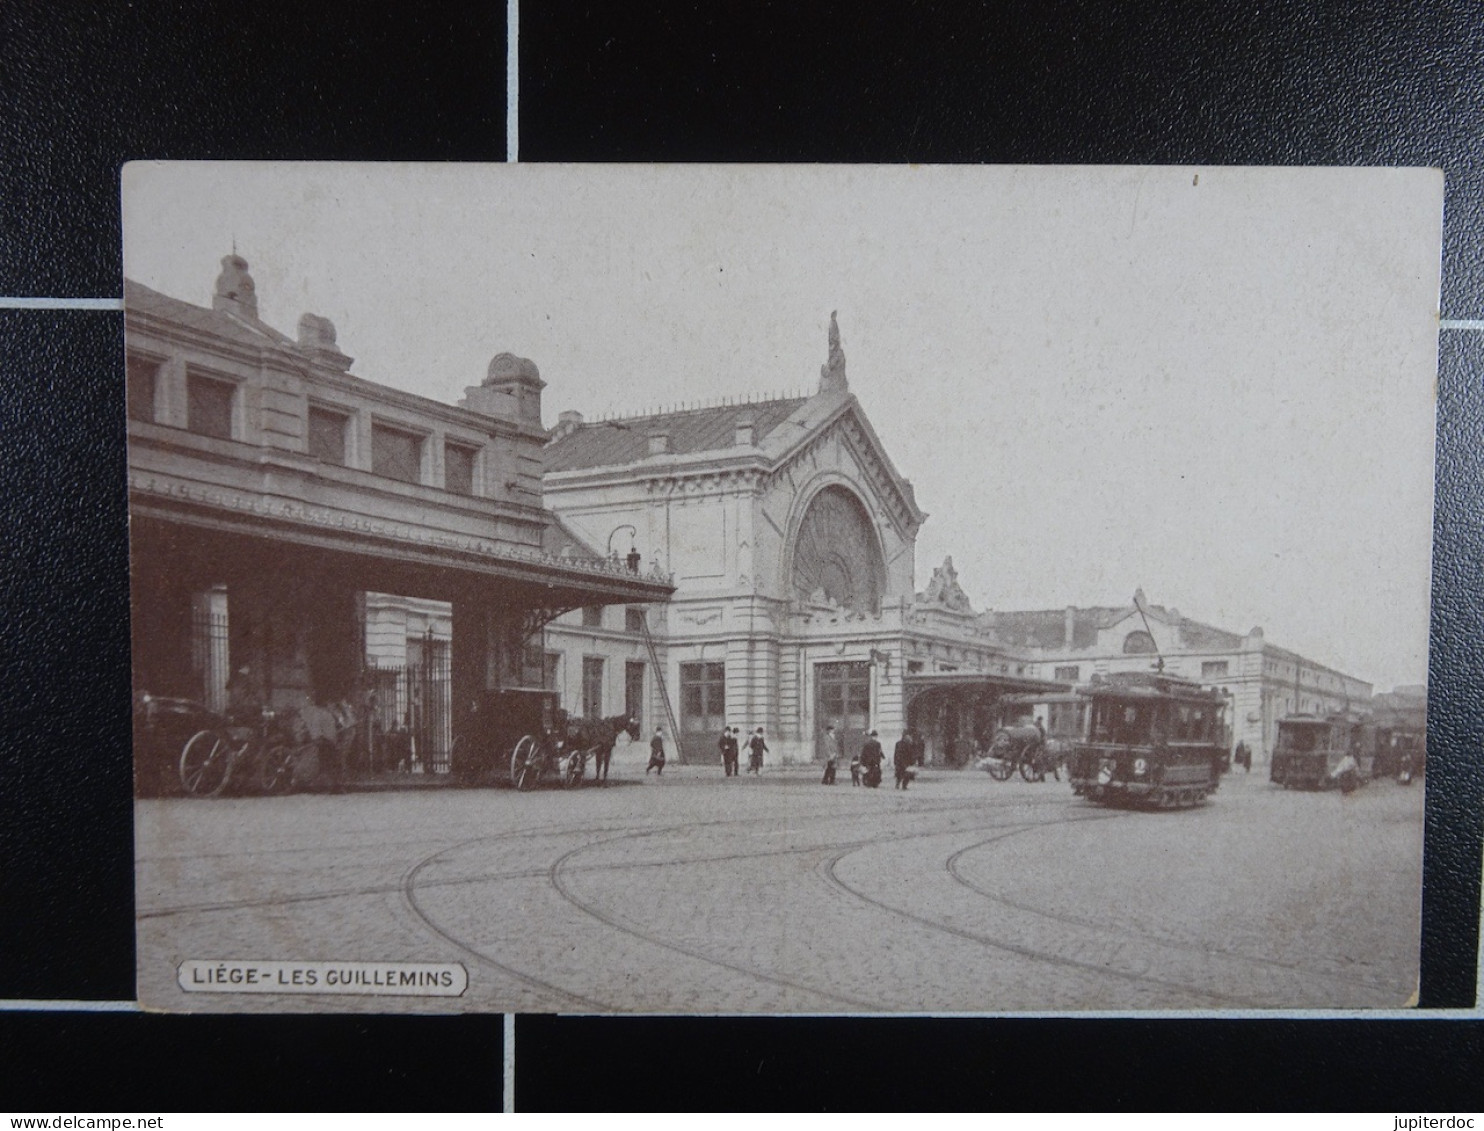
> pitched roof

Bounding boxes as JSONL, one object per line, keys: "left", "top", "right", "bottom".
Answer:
{"left": 125, "top": 279, "right": 295, "bottom": 348}
{"left": 544, "top": 397, "right": 809, "bottom": 472}
{"left": 989, "top": 603, "right": 1246, "bottom": 652}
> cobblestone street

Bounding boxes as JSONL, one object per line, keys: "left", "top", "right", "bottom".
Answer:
{"left": 136, "top": 754, "right": 1424, "bottom": 1014}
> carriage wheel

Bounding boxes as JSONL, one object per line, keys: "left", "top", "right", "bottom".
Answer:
{"left": 180, "top": 729, "right": 234, "bottom": 798}
{"left": 1019, "top": 756, "right": 1044, "bottom": 783}
{"left": 563, "top": 750, "right": 586, "bottom": 789}
{"left": 985, "top": 754, "right": 1014, "bottom": 782}
{"left": 511, "top": 735, "right": 542, "bottom": 791}
{"left": 255, "top": 743, "right": 296, "bottom": 795}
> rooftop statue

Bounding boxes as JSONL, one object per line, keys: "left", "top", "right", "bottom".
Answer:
{"left": 923, "top": 556, "right": 974, "bottom": 613}
{"left": 819, "top": 310, "right": 848, "bottom": 394}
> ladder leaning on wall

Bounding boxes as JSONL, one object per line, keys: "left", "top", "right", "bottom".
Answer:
{"left": 639, "top": 610, "right": 683, "bottom": 762}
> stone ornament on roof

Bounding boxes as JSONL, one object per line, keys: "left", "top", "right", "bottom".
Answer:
{"left": 486, "top": 352, "right": 544, "bottom": 388}
{"left": 819, "top": 310, "right": 848, "bottom": 394}
{"left": 922, "top": 556, "right": 974, "bottom": 613}
{"left": 213, "top": 254, "right": 258, "bottom": 319}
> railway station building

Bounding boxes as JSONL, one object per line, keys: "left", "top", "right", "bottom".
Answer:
{"left": 540, "top": 317, "right": 1060, "bottom": 766}
{"left": 125, "top": 255, "right": 673, "bottom": 778}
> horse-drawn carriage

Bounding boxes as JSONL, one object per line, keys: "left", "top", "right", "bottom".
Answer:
{"left": 975, "top": 692, "right": 1081, "bottom": 782}
{"left": 977, "top": 723, "right": 1059, "bottom": 782}
{"left": 451, "top": 688, "right": 637, "bottom": 790}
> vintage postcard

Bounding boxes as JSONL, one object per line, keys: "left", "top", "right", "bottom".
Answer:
{"left": 125, "top": 163, "right": 1439, "bottom": 1012}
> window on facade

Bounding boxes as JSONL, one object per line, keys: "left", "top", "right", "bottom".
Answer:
{"left": 582, "top": 606, "right": 603, "bottom": 628}
{"left": 522, "top": 641, "right": 545, "bottom": 687}
{"left": 1054, "top": 665, "right": 1080, "bottom": 682}
{"left": 1123, "top": 630, "right": 1157, "bottom": 654}
{"left": 444, "top": 441, "right": 476, "bottom": 496}
{"left": 186, "top": 372, "right": 235, "bottom": 439}
{"left": 371, "top": 423, "right": 423, "bottom": 483}
{"left": 907, "top": 660, "right": 924, "bottom": 674}
{"left": 625, "top": 661, "right": 645, "bottom": 730}
{"left": 625, "top": 608, "right": 645, "bottom": 633}
{"left": 126, "top": 354, "right": 159, "bottom": 423}
{"left": 680, "top": 662, "right": 726, "bottom": 737}
{"left": 582, "top": 656, "right": 605, "bottom": 718}
{"left": 308, "top": 406, "right": 349, "bottom": 465}
{"left": 1201, "top": 660, "right": 1229, "bottom": 677}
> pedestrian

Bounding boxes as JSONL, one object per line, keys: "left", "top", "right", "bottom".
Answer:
{"left": 747, "top": 727, "right": 768, "bottom": 774}
{"left": 821, "top": 725, "right": 841, "bottom": 784}
{"left": 1235, "top": 740, "right": 1251, "bottom": 773}
{"left": 849, "top": 748, "right": 862, "bottom": 786}
{"left": 906, "top": 728, "right": 925, "bottom": 769}
{"left": 1329, "top": 749, "right": 1359, "bottom": 794}
{"left": 860, "top": 729, "right": 885, "bottom": 788}
{"left": 893, "top": 731, "right": 915, "bottom": 790}
{"left": 719, "top": 726, "right": 740, "bottom": 776}
{"left": 646, "top": 727, "right": 666, "bottom": 775}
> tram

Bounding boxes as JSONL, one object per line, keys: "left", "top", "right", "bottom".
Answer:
{"left": 1068, "top": 672, "right": 1228, "bottom": 808}
{"left": 1269, "top": 713, "right": 1375, "bottom": 789}
{"left": 1372, "top": 725, "right": 1425, "bottom": 781}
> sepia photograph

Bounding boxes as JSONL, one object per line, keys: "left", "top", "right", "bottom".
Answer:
{"left": 123, "top": 162, "right": 1440, "bottom": 1013}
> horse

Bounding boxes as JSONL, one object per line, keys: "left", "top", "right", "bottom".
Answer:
{"left": 283, "top": 699, "right": 364, "bottom": 790}
{"left": 567, "top": 714, "right": 640, "bottom": 783}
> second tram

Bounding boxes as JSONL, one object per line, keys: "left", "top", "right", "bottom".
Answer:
{"left": 1269, "top": 713, "right": 1375, "bottom": 789}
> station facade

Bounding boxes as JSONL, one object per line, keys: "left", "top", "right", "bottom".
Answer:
{"left": 541, "top": 317, "right": 1059, "bottom": 766}
{"left": 127, "top": 257, "right": 1378, "bottom": 776}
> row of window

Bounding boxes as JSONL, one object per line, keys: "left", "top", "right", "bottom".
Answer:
{"left": 1050, "top": 658, "right": 1231, "bottom": 684}
{"left": 528, "top": 649, "right": 648, "bottom": 726}
{"left": 578, "top": 606, "right": 649, "bottom": 633}
{"left": 128, "top": 354, "right": 482, "bottom": 495}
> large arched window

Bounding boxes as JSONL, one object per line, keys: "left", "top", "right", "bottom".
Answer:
{"left": 790, "top": 486, "right": 885, "bottom": 614}
{"left": 1123, "top": 630, "right": 1158, "bottom": 654}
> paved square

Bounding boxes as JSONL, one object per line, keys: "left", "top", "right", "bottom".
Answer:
{"left": 136, "top": 757, "right": 1423, "bottom": 1013}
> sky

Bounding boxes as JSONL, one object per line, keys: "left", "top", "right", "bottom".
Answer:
{"left": 121, "top": 163, "right": 1443, "bottom": 691}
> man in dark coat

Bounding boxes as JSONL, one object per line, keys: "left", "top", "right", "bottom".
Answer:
{"left": 893, "top": 731, "right": 916, "bottom": 790}
{"left": 719, "top": 726, "right": 739, "bottom": 776}
{"left": 646, "top": 727, "right": 666, "bottom": 775}
{"left": 747, "top": 727, "right": 768, "bottom": 773}
{"left": 860, "top": 730, "right": 885, "bottom": 788}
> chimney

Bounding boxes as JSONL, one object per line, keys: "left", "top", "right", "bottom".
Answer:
{"left": 1064, "top": 605, "right": 1077, "bottom": 649}
{"left": 734, "top": 416, "right": 755, "bottom": 447}
{"left": 647, "top": 428, "right": 671, "bottom": 456}
{"left": 550, "top": 409, "right": 584, "bottom": 441}
{"left": 296, "top": 313, "right": 353, "bottom": 372}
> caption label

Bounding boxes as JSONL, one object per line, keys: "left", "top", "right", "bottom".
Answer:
{"left": 178, "top": 959, "right": 468, "bottom": 996}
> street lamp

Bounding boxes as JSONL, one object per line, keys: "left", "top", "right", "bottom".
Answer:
{"left": 607, "top": 524, "right": 640, "bottom": 572}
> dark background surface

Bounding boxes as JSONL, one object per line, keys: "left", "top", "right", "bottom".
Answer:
{"left": 3, "top": 0, "right": 1481, "bottom": 1111}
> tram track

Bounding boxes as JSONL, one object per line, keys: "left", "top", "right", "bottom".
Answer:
{"left": 531, "top": 805, "right": 1128, "bottom": 1012}
{"left": 396, "top": 800, "right": 1031, "bottom": 1012}
{"left": 942, "top": 838, "right": 1406, "bottom": 998}
{"left": 140, "top": 779, "right": 1417, "bottom": 1011}
{"left": 818, "top": 811, "right": 1264, "bottom": 1009}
